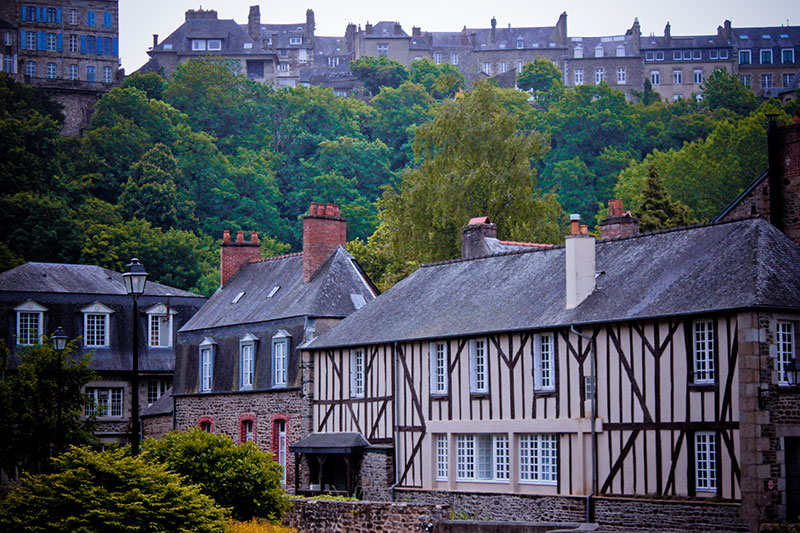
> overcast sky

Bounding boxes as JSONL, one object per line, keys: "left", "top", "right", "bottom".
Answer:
{"left": 119, "top": 0, "right": 800, "bottom": 73}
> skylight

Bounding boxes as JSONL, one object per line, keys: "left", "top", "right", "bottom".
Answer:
{"left": 232, "top": 292, "right": 245, "bottom": 304}
{"left": 351, "top": 293, "right": 367, "bottom": 309}
{"left": 267, "top": 286, "right": 280, "bottom": 298}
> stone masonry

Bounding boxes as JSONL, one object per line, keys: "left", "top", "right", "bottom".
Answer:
{"left": 283, "top": 499, "right": 448, "bottom": 533}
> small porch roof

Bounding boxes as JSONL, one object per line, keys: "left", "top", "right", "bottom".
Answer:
{"left": 290, "top": 432, "right": 369, "bottom": 454}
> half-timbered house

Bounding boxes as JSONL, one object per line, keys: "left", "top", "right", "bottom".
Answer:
{"left": 173, "top": 202, "right": 377, "bottom": 492}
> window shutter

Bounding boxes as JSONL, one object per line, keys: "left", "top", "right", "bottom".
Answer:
{"left": 20, "top": 31, "right": 25, "bottom": 50}
{"left": 533, "top": 333, "right": 543, "bottom": 391}
{"left": 429, "top": 342, "right": 437, "bottom": 394}
{"left": 468, "top": 339, "right": 477, "bottom": 393}
{"left": 12, "top": 54, "right": 17, "bottom": 74}
{"left": 56, "top": 8, "right": 61, "bottom": 23}
{"left": 37, "top": 7, "right": 42, "bottom": 21}
{"left": 21, "top": 6, "right": 26, "bottom": 21}
{"left": 81, "top": 35, "right": 86, "bottom": 54}
{"left": 96, "top": 37, "right": 101, "bottom": 55}
{"left": 57, "top": 33, "right": 62, "bottom": 52}
{"left": 37, "top": 32, "right": 45, "bottom": 51}
{"left": 113, "top": 38, "right": 118, "bottom": 57}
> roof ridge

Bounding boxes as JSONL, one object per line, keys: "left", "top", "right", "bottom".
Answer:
{"left": 251, "top": 251, "right": 303, "bottom": 263}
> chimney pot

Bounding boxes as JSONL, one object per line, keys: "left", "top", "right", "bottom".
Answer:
{"left": 570, "top": 213, "right": 581, "bottom": 235}
{"left": 223, "top": 229, "right": 231, "bottom": 243}
{"left": 310, "top": 201, "right": 318, "bottom": 215}
{"left": 251, "top": 231, "right": 259, "bottom": 244}
{"left": 462, "top": 216, "right": 498, "bottom": 259}
{"left": 580, "top": 224, "right": 588, "bottom": 235}
{"left": 220, "top": 229, "right": 261, "bottom": 287}
{"left": 153, "top": 34, "right": 158, "bottom": 47}
{"left": 599, "top": 200, "right": 640, "bottom": 239}
{"left": 236, "top": 231, "right": 244, "bottom": 243}
{"left": 325, "top": 203, "right": 335, "bottom": 216}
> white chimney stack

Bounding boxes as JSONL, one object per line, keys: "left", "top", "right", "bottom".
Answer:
{"left": 565, "top": 214, "right": 595, "bottom": 309}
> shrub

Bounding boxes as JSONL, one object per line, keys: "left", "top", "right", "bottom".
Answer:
{"left": 227, "top": 518, "right": 297, "bottom": 533}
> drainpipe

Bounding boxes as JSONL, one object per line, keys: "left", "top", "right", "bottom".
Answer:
{"left": 390, "top": 341, "right": 400, "bottom": 501}
{"left": 571, "top": 325, "right": 597, "bottom": 523}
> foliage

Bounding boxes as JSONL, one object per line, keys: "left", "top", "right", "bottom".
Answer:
{"left": 142, "top": 428, "right": 289, "bottom": 521}
{"left": 637, "top": 166, "right": 695, "bottom": 231}
{"left": 0, "top": 338, "right": 97, "bottom": 479}
{"left": 369, "top": 81, "right": 435, "bottom": 169}
{"left": 228, "top": 518, "right": 297, "bottom": 533}
{"left": 409, "top": 58, "right": 465, "bottom": 99}
{"left": 350, "top": 56, "right": 409, "bottom": 96}
{"left": 516, "top": 59, "right": 564, "bottom": 106}
{"left": 632, "top": 78, "right": 660, "bottom": 105}
{"left": 0, "top": 446, "right": 228, "bottom": 532}
{"left": 121, "top": 72, "right": 167, "bottom": 101}
{"left": 701, "top": 69, "right": 759, "bottom": 116}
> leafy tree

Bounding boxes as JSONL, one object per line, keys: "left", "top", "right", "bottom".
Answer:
{"left": 701, "top": 69, "right": 759, "bottom": 116}
{"left": 516, "top": 59, "right": 564, "bottom": 106}
{"left": 121, "top": 71, "right": 167, "bottom": 101}
{"left": 142, "top": 428, "right": 288, "bottom": 521}
{"left": 0, "top": 337, "right": 96, "bottom": 479}
{"left": 637, "top": 166, "right": 695, "bottom": 231}
{"left": 409, "top": 59, "right": 465, "bottom": 99}
{"left": 632, "top": 78, "right": 660, "bottom": 105}
{"left": 370, "top": 81, "right": 435, "bottom": 169}
{"left": 380, "top": 81, "right": 564, "bottom": 265}
{"left": 350, "top": 56, "right": 408, "bottom": 96}
{"left": 0, "top": 447, "right": 228, "bottom": 532}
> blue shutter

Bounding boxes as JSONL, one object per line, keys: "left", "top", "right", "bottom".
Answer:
{"left": 57, "top": 33, "right": 62, "bottom": 52}
{"left": 87, "top": 10, "right": 94, "bottom": 26}
{"left": 80, "top": 35, "right": 86, "bottom": 54}
{"left": 104, "top": 12, "right": 111, "bottom": 28}
{"left": 21, "top": 5, "right": 26, "bottom": 21}
{"left": 37, "top": 7, "right": 42, "bottom": 22}
{"left": 37, "top": 32, "right": 45, "bottom": 51}
{"left": 96, "top": 37, "right": 101, "bottom": 55}
{"left": 20, "top": 30, "right": 25, "bottom": 50}
{"left": 113, "top": 38, "right": 118, "bottom": 57}
{"left": 56, "top": 8, "right": 61, "bottom": 23}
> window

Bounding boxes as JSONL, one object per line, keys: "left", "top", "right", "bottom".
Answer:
{"left": 103, "top": 12, "right": 112, "bottom": 28}
{"left": 69, "top": 9, "right": 77, "bottom": 24}
{"left": 434, "top": 53, "right": 442, "bottom": 64}
{"left": 69, "top": 34, "right": 78, "bottom": 52}
{"left": 25, "top": 6, "right": 37, "bottom": 21}
{"left": 483, "top": 62, "right": 491, "bottom": 75}
{"left": 46, "top": 33, "right": 57, "bottom": 51}
{"left": 26, "top": 31, "right": 36, "bottom": 50}
{"left": 456, "top": 434, "right": 509, "bottom": 482}
{"left": 692, "top": 319, "right": 715, "bottom": 384}
{"left": 533, "top": 333, "right": 555, "bottom": 392}
{"left": 274, "top": 418, "right": 287, "bottom": 483}
{"left": 574, "top": 45, "right": 583, "bottom": 59}
{"left": 673, "top": 69, "right": 683, "bottom": 84}
{"left": 693, "top": 50, "right": 702, "bottom": 60}
{"left": 777, "top": 321, "right": 796, "bottom": 385}
{"left": 46, "top": 7, "right": 56, "bottom": 22}
{"left": 4, "top": 32, "right": 11, "bottom": 46}
{"left": 594, "top": 44, "right": 604, "bottom": 58}
{"left": 103, "top": 66, "right": 112, "bottom": 83}
{"left": 240, "top": 334, "right": 257, "bottom": 390}
{"left": 673, "top": 94, "right": 683, "bottom": 101}
{"left": 199, "top": 338, "right": 216, "bottom": 392}
{"left": 429, "top": 341, "right": 448, "bottom": 395}
{"left": 82, "top": 303, "right": 112, "bottom": 347}
{"left": 645, "top": 51, "right": 654, "bottom": 61}
{"left": 86, "top": 65, "right": 95, "bottom": 82}
{"left": 289, "top": 37, "right": 302, "bottom": 45}
{"left": 710, "top": 49, "right": 718, "bottom": 59}
{"left": 720, "top": 50, "right": 729, "bottom": 59}
{"left": 84, "top": 387, "right": 123, "bottom": 417}
{"left": 519, "top": 434, "right": 558, "bottom": 484}
{"left": 451, "top": 53, "right": 458, "bottom": 65}
{"left": 468, "top": 338, "right": 488, "bottom": 394}
{"left": 47, "top": 63, "right": 57, "bottom": 79}
{"left": 500, "top": 62, "right": 507, "bottom": 73}
{"left": 740, "top": 74, "right": 751, "bottom": 87}
{"left": 516, "top": 39, "right": 524, "bottom": 49}
{"left": 86, "top": 36, "right": 96, "bottom": 53}
{"left": 616, "top": 44, "right": 625, "bottom": 57}
{"left": 26, "top": 61, "right": 36, "bottom": 78}
{"left": 762, "top": 73, "right": 773, "bottom": 89}
{"left": 574, "top": 68, "right": 583, "bottom": 85}
{"left": 693, "top": 69, "right": 703, "bottom": 84}
{"left": 350, "top": 348, "right": 365, "bottom": 397}
{"left": 683, "top": 50, "right": 691, "bottom": 60}
{"left": 595, "top": 68, "right": 605, "bottom": 84}
{"left": 673, "top": 51, "right": 682, "bottom": 61}
{"left": 656, "top": 50, "right": 664, "bottom": 60}
{"left": 783, "top": 48, "right": 795, "bottom": 64}
{"left": 695, "top": 432, "right": 716, "bottom": 491}
{"left": 87, "top": 10, "right": 95, "bottom": 26}
{"left": 280, "top": 49, "right": 287, "bottom": 57}
{"left": 147, "top": 379, "right": 169, "bottom": 406}
{"left": 192, "top": 39, "right": 206, "bottom": 51}
{"left": 436, "top": 434, "right": 448, "bottom": 480}
{"left": 272, "top": 330, "right": 290, "bottom": 387}
{"left": 199, "top": 416, "right": 214, "bottom": 432}
{"left": 242, "top": 419, "right": 254, "bottom": 442}
{"left": 377, "top": 44, "right": 388, "bottom": 56}
{"left": 650, "top": 70, "right": 661, "bottom": 85}
{"left": 69, "top": 64, "right": 78, "bottom": 80}
{"left": 147, "top": 304, "right": 174, "bottom": 347}
{"left": 617, "top": 67, "right": 626, "bottom": 84}
{"left": 102, "top": 37, "right": 112, "bottom": 55}
{"left": 2, "top": 55, "right": 12, "bottom": 74}
{"left": 15, "top": 301, "right": 46, "bottom": 345}
{"left": 278, "top": 63, "right": 288, "bottom": 72}
{"left": 739, "top": 50, "right": 751, "bottom": 65}
{"left": 207, "top": 39, "right": 221, "bottom": 51}
{"left": 760, "top": 49, "right": 773, "bottom": 64}
{"left": 517, "top": 60, "right": 523, "bottom": 73}
{"left": 784, "top": 73, "right": 794, "bottom": 88}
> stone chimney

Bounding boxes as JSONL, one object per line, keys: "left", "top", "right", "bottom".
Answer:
{"left": 365, "top": 22, "right": 373, "bottom": 35}
{"left": 718, "top": 20, "right": 732, "bottom": 41}
{"left": 152, "top": 34, "right": 158, "bottom": 48}
{"left": 461, "top": 217, "right": 497, "bottom": 259}
{"left": 553, "top": 12, "right": 568, "bottom": 46}
{"left": 303, "top": 202, "right": 346, "bottom": 283}
{"left": 394, "top": 22, "right": 403, "bottom": 35}
{"left": 220, "top": 230, "right": 261, "bottom": 287}
{"left": 628, "top": 18, "right": 641, "bottom": 53}
{"left": 345, "top": 23, "right": 357, "bottom": 53}
{"left": 412, "top": 26, "right": 421, "bottom": 37}
{"left": 185, "top": 8, "right": 218, "bottom": 22}
{"left": 599, "top": 200, "right": 639, "bottom": 239}
{"left": 248, "top": 5, "right": 261, "bottom": 42}
{"left": 490, "top": 17, "right": 497, "bottom": 44}
{"left": 565, "top": 214, "right": 595, "bottom": 310}
{"left": 305, "top": 9, "right": 315, "bottom": 41}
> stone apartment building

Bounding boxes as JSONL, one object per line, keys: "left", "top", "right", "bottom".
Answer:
{"left": 733, "top": 26, "right": 800, "bottom": 96}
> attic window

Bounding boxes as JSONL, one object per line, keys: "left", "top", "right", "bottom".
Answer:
{"left": 207, "top": 39, "right": 222, "bottom": 50}
{"left": 232, "top": 291, "right": 245, "bottom": 304}
{"left": 499, "top": 43, "right": 506, "bottom": 48}
{"left": 163, "top": 43, "right": 172, "bottom": 50}
{"left": 740, "top": 34, "right": 749, "bottom": 39}
{"left": 781, "top": 34, "right": 789, "bottom": 39}
{"left": 763, "top": 34, "right": 772, "bottom": 39}
{"left": 290, "top": 37, "right": 302, "bottom": 45}
{"left": 244, "top": 42, "right": 253, "bottom": 49}
{"left": 351, "top": 293, "right": 367, "bottom": 310}
{"left": 267, "top": 286, "right": 280, "bottom": 298}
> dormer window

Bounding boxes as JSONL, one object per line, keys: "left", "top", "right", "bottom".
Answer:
{"left": 516, "top": 39, "right": 524, "bottom": 49}
{"left": 15, "top": 300, "right": 47, "bottom": 346}
{"left": 289, "top": 37, "right": 302, "bottom": 45}
{"left": 145, "top": 303, "right": 176, "bottom": 348}
{"left": 574, "top": 45, "right": 583, "bottom": 59}
{"left": 199, "top": 337, "right": 216, "bottom": 392}
{"left": 191, "top": 39, "right": 206, "bottom": 51}
{"left": 595, "top": 44, "right": 604, "bottom": 57}
{"left": 207, "top": 39, "right": 221, "bottom": 50}
{"left": 616, "top": 44, "right": 625, "bottom": 57}
{"left": 81, "top": 302, "right": 114, "bottom": 348}
{"left": 240, "top": 333, "right": 258, "bottom": 390}
{"left": 272, "top": 330, "right": 291, "bottom": 387}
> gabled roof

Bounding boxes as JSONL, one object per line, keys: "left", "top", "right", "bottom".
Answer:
{"left": 142, "top": 388, "right": 173, "bottom": 417}
{"left": 306, "top": 218, "right": 800, "bottom": 349}
{"left": 257, "top": 22, "right": 312, "bottom": 49}
{"left": 180, "top": 247, "right": 377, "bottom": 332}
{"left": 641, "top": 34, "right": 732, "bottom": 50}
{"left": 152, "top": 17, "right": 263, "bottom": 55}
{"left": 0, "top": 263, "right": 201, "bottom": 298}
{"left": 365, "top": 21, "right": 409, "bottom": 39}
{"left": 732, "top": 26, "right": 800, "bottom": 48}
{"left": 467, "top": 25, "right": 561, "bottom": 50}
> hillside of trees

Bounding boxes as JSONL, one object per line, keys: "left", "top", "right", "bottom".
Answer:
{"left": 1, "top": 59, "right": 796, "bottom": 293}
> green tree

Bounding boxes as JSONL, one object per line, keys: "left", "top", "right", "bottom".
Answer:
{"left": 0, "top": 337, "right": 96, "bottom": 479}
{"left": 142, "top": 428, "right": 288, "bottom": 521}
{"left": 380, "top": 81, "right": 564, "bottom": 265}
{"left": 632, "top": 78, "right": 660, "bottom": 105}
{"left": 350, "top": 56, "right": 409, "bottom": 96}
{"left": 121, "top": 71, "right": 167, "bottom": 101}
{"left": 637, "top": 166, "right": 695, "bottom": 231}
{"left": 370, "top": 81, "right": 435, "bottom": 169}
{"left": 0, "top": 447, "right": 228, "bottom": 532}
{"left": 516, "top": 59, "right": 564, "bottom": 106}
{"left": 701, "top": 69, "right": 759, "bottom": 116}
{"left": 409, "top": 59, "right": 465, "bottom": 99}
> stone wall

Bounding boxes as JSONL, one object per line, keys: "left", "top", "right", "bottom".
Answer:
{"left": 360, "top": 446, "right": 394, "bottom": 501}
{"left": 283, "top": 498, "right": 448, "bottom": 533}
{"left": 593, "top": 496, "right": 745, "bottom": 532}
{"left": 142, "top": 413, "right": 173, "bottom": 440}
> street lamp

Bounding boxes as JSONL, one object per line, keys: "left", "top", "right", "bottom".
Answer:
{"left": 122, "top": 258, "right": 148, "bottom": 455}
{"left": 52, "top": 326, "right": 68, "bottom": 351}
{"left": 52, "top": 326, "right": 68, "bottom": 455}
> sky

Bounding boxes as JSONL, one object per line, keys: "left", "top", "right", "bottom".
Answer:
{"left": 119, "top": 0, "right": 800, "bottom": 73}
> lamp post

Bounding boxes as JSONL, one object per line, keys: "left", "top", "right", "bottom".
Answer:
{"left": 122, "top": 258, "right": 148, "bottom": 455}
{"left": 52, "top": 326, "right": 68, "bottom": 456}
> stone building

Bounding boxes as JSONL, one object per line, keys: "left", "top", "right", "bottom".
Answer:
{"left": 0, "top": 262, "right": 205, "bottom": 447}
{"left": 733, "top": 26, "right": 800, "bottom": 96}
{"left": 172, "top": 203, "right": 377, "bottom": 491}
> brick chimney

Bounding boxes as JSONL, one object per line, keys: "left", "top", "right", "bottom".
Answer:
{"left": 303, "top": 202, "right": 346, "bottom": 282}
{"left": 599, "top": 200, "right": 639, "bottom": 239}
{"left": 565, "top": 214, "right": 595, "bottom": 309}
{"left": 412, "top": 26, "right": 421, "bottom": 37}
{"left": 461, "top": 216, "right": 497, "bottom": 259}
{"left": 365, "top": 22, "right": 373, "bottom": 35}
{"left": 220, "top": 230, "right": 261, "bottom": 287}
{"left": 185, "top": 8, "right": 217, "bottom": 22}
{"left": 248, "top": 5, "right": 261, "bottom": 42}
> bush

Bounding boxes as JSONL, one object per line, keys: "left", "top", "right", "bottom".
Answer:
{"left": 142, "top": 428, "right": 288, "bottom": 521}
{"left": 227, "top": 518, "right": 297, "bottom": 533}
{"left": 0, "top": 446, "right": 228, "bottom": 532}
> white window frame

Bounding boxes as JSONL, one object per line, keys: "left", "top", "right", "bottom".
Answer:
{"left": 616, "top": 44, "right": 625, "bottom": 57}
{"left": 81, "top": 302, "right": 113, "bottom": 348}
{"left": 650, "top": 70, "right": 661, "bottom": 85}
{"left": 693, "top": 50, "right": 702, "bottom": 60}
{"left": 26, "top": 60, "right": 36, "bottom": 78}
{"left": 69, "top": 9, "right": 77, "bottom": 24}
{"left": 594, "top": 44, "right": 604, "bottom": 58}
{"left": 436, "top": 434, "right": 448, "bottom": 481}
{"left": 272, "top": 330, "right": 290, "bottom": 387}
{"left": 533, "top": 333, "right": 555, "bottom": 392}
{"left": 277, "top": 419, "right": 287, "bottom": 483}
{"left": 207, "top": 39, "right": 221, "bottom": 51}
{"left": 673, "top": 69, "right": 683, "bottom": 85}
{"left": 500, "top": 61, "right": 507, "bottom": 73}
{"left": 145, "top": 303, "right": 175, "bottom": 348}
{"left": 516, "top": 39, "right": 524, "bottom": 49}
{"left": 574, "top": 45, "right": 583, "bottom": 59}
{"left": 760, "top": 49, "right": 773, "bottom": 65}
{"left": 451, "top": 53, "right": 458, "bottom": 65}
{"left": 673, "top": 50, "right": 682, "bottom": 61}
{"left": 199, "top": 337, "right": 216, "bottom": 392}
{"left": 191, "top": 39, "right": 206, "bottom": 51}
{"left": 86, "top": 65, "right": 95, "bottom": 82}
{"left": 240, "top": 333, "right": 258, "bottom": 390}
{"left": 710, "top": 49, "right": 719, "bottom": 60}
{"left": 519, "top": 433, "right": 558, "bottom": 484}
{"left": 739, "top": 50, "right": 751, "bottom": 65}
{"left": 782, "top": 48, "right": 795, "bottom": 64}
{"left": 26, "top": 31, "right": 36, "bottom": 50}
{"left": 429, "top": 341, "right": 449, "bottom": 395}
{"left": 289, "top": 37, "right": 302, "bottom": 45}
{"left": 762, "top": 73, "right": 773, "bottom": 89}
{"left": 783, "top": 73, "right": 794, "bottom": 88}
{"left": 46, "top": 33, "right": 57, "bottom": 51}
{"left": 740, "top": 74, "right": 751, "bottom": 87}
{"left": 84, "top": 387, "right": 123, "bottom": 418}
{"left": 645, "top": 51, "right": 654, "bottom": 61}
{"left": 777, "top": 321, "right": 796, "bottom": 386}
{"left": 147, "top": 378, "right": 169, "bottom": 407}
{"left": 693, "top": 319, "right": 715, "bottom": 384}
{"left": 574, "top": 68, "right": 583, "bottom": 85}
{"left": 69, "top": 34, "right": 78, "bottom": 52}
{"left": 617, "top": 67, "right": 626, "bottom": 84}
{"left": 243, "top": 419, "right": 254, "bottom": 442}
{"left": 655, "top": 51, "right": 664, "bottom": 61}
{"left": 47, "top": 62, "right": 57, "bottom": 79}
{"left": 469, "top": 338, "right": 489, "bottom": 394}
{"left": 595, "top": 67, "right": 605, "bottom": 84}
{"left": 15, "top": 301, "right": 46, "bottom": 346}
{"left": 456, "top": 434, "right": 509, "bottom": 482}
{"left": 695, "top": 431, "right": 717, "bottom": 491}
{"left": 377, "top": 43, "right": 388, "bottom": 56}
{"left": 434, "top": 52, "right": 442, "bottom": 64}
{"left": 483, "top": 62, "right": 491, "bottom": 75}
{"left": 350, "top": 348, "right": 365, "bottom": 397}
{"left": 693, "top": 69, "right": 703, "bottom": 84}
{"left": 103, "top": 66, "right": 112, "bottom": 83}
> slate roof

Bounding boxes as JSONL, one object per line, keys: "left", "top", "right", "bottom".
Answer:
{"left": 467, "top": 25, "right": 561, "bottom": 51}
{"left": 0, "top": 263, "right": 201, "bottom": 298}
{"left": 732, "top": 26, "right": 800, "bottom": 49}
{"left": 290, "top": 432, "right": 370, "bottom": 453}
{"left": 365, "top": 21, "right": 409, "bottom": 39}
{"left": 180, "top": 247, "right": 377, "bottom": 332}
{"left": 258, "top": 22, "right": 312, "bottom": 49}
{"left": 151, "top": 17, "right": 262, "bottom": 55}
{"left": 570, "top": 35, "right": 640, "bottom": 58}
{"left": 641, "top": 34, "right": 732, "bottom": 50}
{"left": 142, "top": 388, "right": 173, "bottom": 417}
{"left": 305, "top": 218, "right": 800, "bottom": 349}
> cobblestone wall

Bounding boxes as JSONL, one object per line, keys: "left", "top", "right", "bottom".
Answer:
{"left": 282, "top": 498, "right": 448, "bottom": 533}
{"left": 360, "top": 447, "right": 394, "bottom": 501}
{"left": 142, "top": 413, "right": 173, "bottom": 440}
